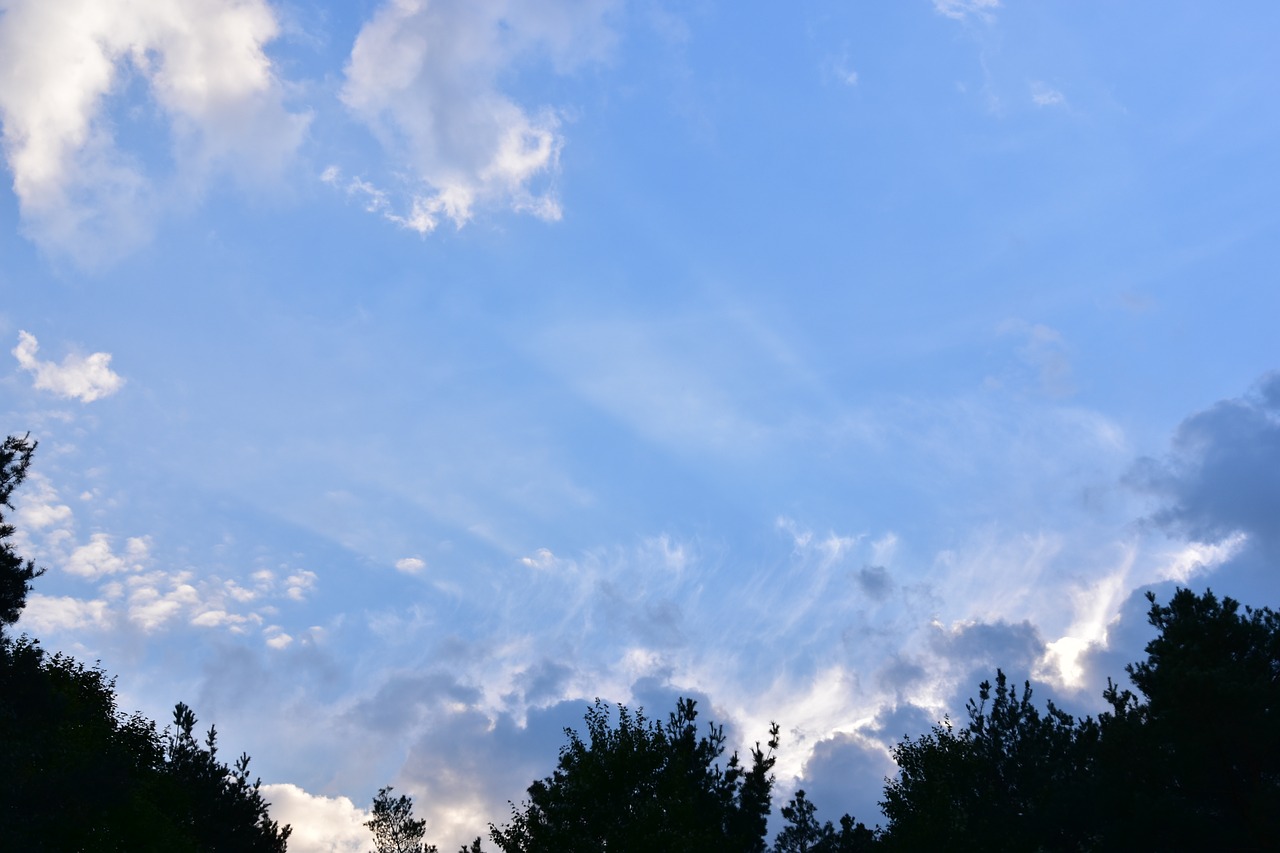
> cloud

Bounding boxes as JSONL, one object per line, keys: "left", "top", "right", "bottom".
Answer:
{"left": 338, "top": 0, "right": 616, "bottom": 233}
{"left": 797, "top": 731, "right": 895, "bottom": 826}
{"left": 394, "top": 556, "right": 426, "bottom": 574}
{"left": 989, "top": 321, "right": 1075, "bottom": 398}
{"left": 1031, "top": 82, "right": 1066, "bottom": 108}
{"left": 20, "top": 594, "right": 112, "bottom": 633}
{"left": 1129, "top": 373, "right": 1280, "bottom": 550}
{"left": 65, "top": 533, "right": 151, "bottom": 578}
{"left": 12, "top": 331, "right": 124, "bottom": 402}
{"left": 0, "top": 0, "right": 308, "bottom": 262}
{"left": 932, "top": 0, "right": 1000, "bottom": 22}
{"left": 259, "top": 784, "right": 371, "bottom": 853}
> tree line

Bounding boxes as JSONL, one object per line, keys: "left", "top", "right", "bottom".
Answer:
{"left": 3, "top": 434, "right": 1278, "bottom": 850}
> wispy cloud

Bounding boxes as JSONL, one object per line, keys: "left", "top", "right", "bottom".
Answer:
{"left": 933, "top": 0, "right": 1000, "bottom": 22}
{"left": 1031, "top": 81, "right": 1067, "bottom": 107}
{"left": 13, "top": 331, "right": 124, "bottom": 402}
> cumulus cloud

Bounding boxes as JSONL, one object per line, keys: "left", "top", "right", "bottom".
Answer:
{"left": 0, "top": 0, "right": 308, "bottom": 262}
{"left": 20, "top": 594, "right": 112, "bottom": 633}
{"left": 12, "top": 331, "right": 124, "bottom": 402}
{"left": 260, "top": 784, "right": 371, "bottom": 853}
{"left": 65, "top": 533, "right": 151, "bottom": 578}
{"left": 338, "top": 0, "right": 616, "bottom": 233}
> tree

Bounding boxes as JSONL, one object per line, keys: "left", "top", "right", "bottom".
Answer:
{"left": 880, "top": 671, "right": 1097, "bottom": 851}
{"left": 774, "top": 790, "right": 880, "bottom": 853}
{"left": 877, "top": 587, "right": 1280, "bottom": 851}
{"left": 1095, "top": 588, "right": 1280, "bottom": 849}
{"left": 490, "top": 697, "right": 780, "bottom": 853}
{"left": 0, "top": 434, "right": 42, "bottom": 632}
{"left": 0, "top": 435, "right": 290, "bottom": 850}
{"left": 773, "top": 789, "right": 827, "bottom": 853}
{"left": 367, "top": 786, "right": 436, "bottom": 853}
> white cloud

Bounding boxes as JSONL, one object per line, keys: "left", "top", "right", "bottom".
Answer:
{"left": 338, "top": 0, "right": 616, "bottom": 232}
{"left": 127, "top": 570, "right": 200, "bottom": 631}
{"left": 0, "top": 0, "right": 308, "bottom": 262}
{"left": 13, "top": 331, "right": 124, "bottom": 402}
{"left": 1031, "top": 81, "right": 1066, "bottom": 107}
{"left": 285, "top": 569, "right": 318, "bottom": 601}
{"left": 20, "top": 593, "right": 112, "bottom": 633}
{"left": 395, "top": 556, "right": 426, "bottom": 574}
{"left": 64, "top": 533, "right": 150, "bottom": 578}
{"left": 933, "top": 0, "right": 1000, "bottom": 21}
{"left": 260, "top": 784, "right": 371, "bottom": 853}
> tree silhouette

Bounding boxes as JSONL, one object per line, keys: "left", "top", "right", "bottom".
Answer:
{"left": 0, "top": 435, "right": 290, "bottom": 850}
{"left": 0, "top": 434, "right": 42, "bottom": 632}
{"left": 491, "top": 697, "right": 779, "bottom": 853}
{"left": 367, "top": 786, "right": 435, "bottom": 853}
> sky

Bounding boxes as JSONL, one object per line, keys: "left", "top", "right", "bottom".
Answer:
{"left": 2, "top": 0, "right": 1279, "bottom": 848}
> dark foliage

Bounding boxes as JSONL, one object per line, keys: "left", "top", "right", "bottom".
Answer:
{"left": 1095, "top": 588, "right": 1280, "bottom": 850}
{"left": 876, "top": 587, "right": 1280, "bottom": 851}
{"left": 774, "top": 789, "right": 879, "bottom": 853}
{"left": 0, "top": 434, "right": 43, "bottom": 631}
{"left": 0, "top": 435, "right": 290, "bottom": 851}
{"left": 490, "top": 697, "right": 779, "bottom": 853}
{"left": 368, "top": 786, "right": 435, "bottom": 853}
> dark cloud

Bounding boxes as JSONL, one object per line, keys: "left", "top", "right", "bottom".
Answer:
{"left": 863, "top": 703, "right": 935, "bottom": 747}
{"left": 856, "top": 566, "right": 892, "bottom": 601}
{"left": 1128, "top": 372, "right": 1280, "bottom": 549}
{"left": 348, "top": 671, "right": 483, "bottom": 733}
{"left": 932, "top": 618, "right": 1045, "bottom": 674}
{"left": 873, "top": 656, "right": 926, "bottom": 696}
{"left": 795, "top": 732, "right": 894, "bottom": 829}
{"left": 511, "top": 659, "right": 575, "bottom": 706}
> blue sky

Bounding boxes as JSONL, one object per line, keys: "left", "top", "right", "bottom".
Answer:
{"left": 3, "top": 0, "right": 1279, "bottom": 848}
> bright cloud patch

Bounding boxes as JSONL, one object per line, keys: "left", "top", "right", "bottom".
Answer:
{"left": 338, "top": 0, "right": 616, "bottom": 233}
{"left": 65, "top": 534, "right": 150, "bottom": 578}
{"left": 13, "top": 331, "right": 124, "bottom": 402}
{"left": 260, "top": 784, "right": 371, "bottom": 853}
{"left": 395, "top": 556, "right": 427, "bottom": 574}
{"left": 0, "top": 0, "right": 308, "bottom": 262}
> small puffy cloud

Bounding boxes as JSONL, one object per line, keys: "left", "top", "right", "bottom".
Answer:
{"left": 285, "top": 570, "right": 318, "bottom": 601}
{"left": 127, "top": 570, "right": 200, "bottom": 631}
{"left": 0, "top": 0, "right": 308, "bottom": 262}
{"left": 395, "top": 556, "right": 426, "bottom": 574}
{"left": 520, "top": 547, "right": 560, "bottom": 570}
{"left": 1031, "top": 81, "right": 1066, "bottom": 107}
{"left": 933, "top": 0, "right": 1000, "bottom": 21}
{"left": 259, "top": 784, "right": 371, "bottom": 853}
{"left": 338, "top": 0, "right": 616, "bottom": 233}
{"left": 64, "top": 533, "right": 150, "bottom": 578}
{"left": 13, "top": 331, "right": 124, "bottom": 402}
